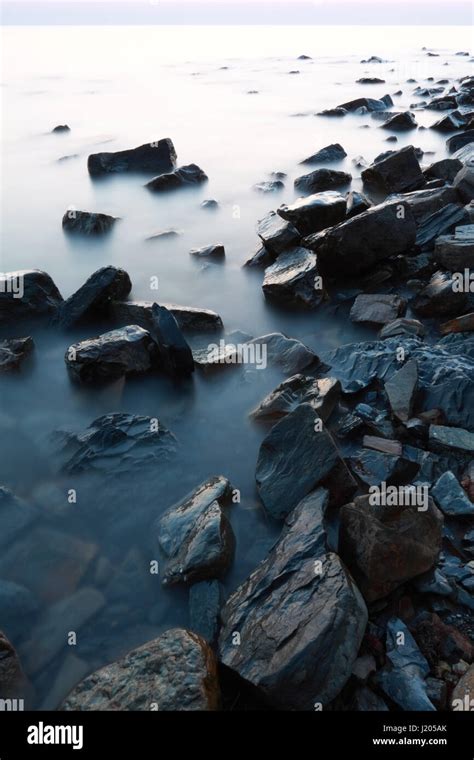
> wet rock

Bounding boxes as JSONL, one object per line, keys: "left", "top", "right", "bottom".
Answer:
{"left": 388, "top": 186, "right": 459, "bottom": 224}
{"left": 243, "top": 244, "right": 273, "bottom": 268}
{"left": 411, "top": 271, "right": 468, "bottom": 317}
{"left": 0, "top": 631, "right": 28, "bottom": 700}
{"left": 361, "top": 145, "right": 425, "bottom": 194}
{"left": 62, "top": 209, "right": 118, "bottom": 236}
{"left": 426, "top": 95, "right": 458, "bottom": 110}
{"left": 65, "top": 325, "right": 155, "bottom": 384}
{"left": 189, "top": 243, "right": 225, "bottom": 259}
{"left": 447, "top": 130, "right": 474, "bottom": 154}
{"left": 52, "top": 124, "right": 70, "bottom": 133}
{"left": 435, "top": 232, "right": 474, "bottom": 270}
{"left": 278, "top": 191, "right": 346, "bottom": 235}
{"left": 251, "top": 375, "right": 340, "bottom": 422}
{"left": 189, "top": 580, "right": 223, "bottom": 646}
{"left": 352, "top": 154, "right": 369, "bottom": 169}
{"left": 62, "top": 629, "right": 220, "bottom": 710}
{"left": 262, "top": 247, "right": 323, "bottom": 309}
{"left": 337, "top": 95, "right": 392, "bottom": 112}
{"left": 0, "top": 581, "right": 39, "bottom": 641}
{"left": 0, "top": 337, "right": 34, "bottom": 372}
{"left": 352, "top": 687, "right": 389, "bottom": 710}
{"left": 0, "top": 269, "right": 63, "bottom": 325}
{"left": 54, "top": 413, "right": 178, "bottom": 475}
{"left": 111, "top": 300, "right": 223, "bottom": 333}
{"left": 58, "top": 266, "right": 131, "bottom": 329}
{"left": 432, "top": 471, "right": 474, "bottom": 516}
{"left": 384, "top": 359, "right": 418, "bottom": 421}
{"left": 256, "top": 210, "right": 300, "bottom": 256}
{"left": 300, "top": 143, "right": 347, "bottom": 164}
{"left": 454, "top": 165, "right": 474, "bottom": 203}
{"left": 339, "top": 495, "right": 443, "bottom": 602}
{"left": 88, "top": 138, "right": 177, "bottom": 176}
{"left": 0, "top": 487, "right": 38, "bottom": 550}
{"left": 348, "top": 449, "right": 419, "bottom": 486}
{"left": 382, "top": 111, "right": 418, "bottom": 131}
{"left": 145, "top": 228, "right": 181, "bottom": 242}
{"left": 253, "top": 180, "right": 284, "bottom": 193}
{"left": 156, "top": 476, "right": 234, "bottom": 585}
{"left": 379, "top": 318, "right": 425, "bottom": 339}
{"left": 415, "top": 204, "right": 469, "bottom": 250}
{"left": 431, "top": 111, "right": 470, "bottom": 132}
{"left": 305, "top": 201, "right": 416, "bottom": 277}
{"left": 317, "top": 107, "right": 347, "bottom": 117}
{"left": 430, "top": 424, "right": 474, "bottom": 453}
{"left": 363, "top": 436, "right": 402, "bottom": 456}
{"left": 145, "top": 164, "right": 207, "bottom": 192}
{"left": 294, "top": 168, "right": 351, "bottom": 195}
{"left": 256, "top": 403, "right": 352, "bottom": 519}
{"left": 200, "top": 199, "right": 219, "bottom": 210}
{"left": 219, "top": 489, "right": 367, "bottom": 709}
{"left": 440, "top": 313, "right": 474, "bottom": 335}
{"left": 357, "top": 77, "right": 385, "bottom": 84}
{"left": 424, "top": 158, "right": 463, "bottom": 183}
{"left": 350, "top": 294, "right": 406, "bottom": 325}
{"left": 346, "top": 190, "right": 371, "bottom": 218}
{"left": 247, "top": 332, "right": 319, "bottom": 374}
{"left": 149, "top": 304, "right": 194, "bottom": 377}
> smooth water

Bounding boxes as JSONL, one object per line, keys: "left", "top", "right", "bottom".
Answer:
{"left": 0, "top": 24, "right": 472, "bottom": 707}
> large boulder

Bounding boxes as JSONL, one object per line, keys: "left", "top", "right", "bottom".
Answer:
{"left": 219, "top": 488, "right": 368, "bottom": 710}
{"left": 415, "top": 204, "right": 469, "bottom": 250}
{"left": 62, "top": 210, "right": 118, "bottom": 235}
{"left": 149, "top": 304, "right": 194, "bottom": 377}
{"left": 256, "top": 210, "right": 300, "bottom": 256}
{"left": 156, "top": 476, "right": 234, "bottom": 585}
{"left": 145, "top": 164, "right": 207, "bottom": 192}
{"left": 65, "top": 325, "right": 155, "bottom": 384}
{"left": 57, "top": 266, "right": 131, "bottom": 329}
{"left": 339, "top": 495, "right": 443, "bottom": 602}
{"left": 361, "top": 146, "right": 425, "bottom": 194}
{"left": 87, "top": 138, "right": 177, "bottom": 176}
{"left": 62, "top": 629, "right": 220, "bottom": 710}
{"left": 110, "top": 300, "right": 223, "bottom": 333}
{"left": 294, "top": 168, "right": 351, "bottom": 195}
{"left": 262, "top": 247, "right": 323, "bottom": 309}
{"left": 278, "top": 192, "right": 346, "bottom": 235}
{"left": 0, "top": 270, "right": 63, "bottom": 324}
{"left": 0, "top": 337, "right": 34, "bottom": 372}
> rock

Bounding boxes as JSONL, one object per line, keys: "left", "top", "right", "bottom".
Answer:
{"left": 432, "top": 471, "right": 474, "bottom": 516}
{"left": 298, "top": 54, "right": 311, "bottom": 60}
{"left": 247, "top": 332, "right": 319, "bottom": 374}
{"left": 243, "top": 244, "right": 273, "bottom": 268}
{"left": 380, "top": 318, "right": 425, "bottom": 339}
{"left": 454, "top": 165, "right": 474, "bottom": 203}
{"left": 352, "top": 654, "right": 377, "bottom": 683}
{"left": 145, "top": 164, "right": 207, "bottom": 192}
{"left": 53, "top": 413, "right": 178, "bottom": 475}
{"left": 58, "top": 266, "right": 131, "bottom": 329}
{"left": 20, "top": 588, "right": 105, "bottom": 675}
{"left": 361, "top": 55, "right": 384, "bottom": 63}
{"left": 262, "top": 247, "right": 323, "bottom": 309}
{"left": 317, "top": 107, "right": 347, "bottom": 117}
{"left": 430, "top": 424, "right": 474, "bottom": 453}
{"left": 62, "top": 629, "right": 220, "bottom": 710}
{"left": 352, "top": 155, "right": 369, "bottom": 169}
{"left": 65, "top": 325, "right": 155, "bottom": 384}
{"left": 447, "top": 130, "right": 474, "bottom": 154}
{"left": 305, "top": 201, "right": 416, "bottom": 277}
{"left": 189, "top": 243, "right": 225, "bottom": 259}
{"left": 363, "top": 436, "right": 402, "bottom": 456}
{"left": 348, "top": 449, "right": 419, "bottom": 486}
{"left": 337, "top": 95, "right": 392, "bottom": 112}
{"left": 382, "top": 111, "right": 418, "bottom": 131}
{"left": 111, "top": 300, "right": 223, "bottom": 333}
{"left": 384, "top": 359, "right": 418, "bottom": 421}
{"left": 278, "top": 191, "right": 346, "bottom": 235}
{"left": 435, "top": 232, "right": 474, "bottom": 270}
{"left": 424, "top": 158, "right": 463, "bottom": 183}
{"left": 357, "top": 77, "right": 385, "bottom": 84}
{"left": 440, "top": 313, "right": 474, "bottom": 335}
{"left": 411, "top": 272, "right": 468, "bottom": 317}
{"left": 0, "top": 581, "right": 39, "bottom": 640}
{"left": 251, "top": 375, "right": 340, "bottom": 423}
{"left": 294, "top": 168, "right": 351, "bottom": 195}
{"left": 350, "top": 294, "right": 406, "bottom": 325}
{"left": 62, "top": 210, "right": 118, "bottom": 235}
{"left": 0, "top": 269, "right": 63, "bottom": 325}
{"left": 388, "top": 186, "right": 459, "bottom": 224}
{"left": 0, "top": 487, "right": 38, "bottom": 550}
{"left": 0, "top": 337, "right": 34, "bottom": 372}
{"left": 416, "top": 204, "right": 470, "bottom": 250}
{"left": 426, "top": 95, "right": 458, "bottom": 110}
{"left": 189, "top": 580, "right": 223, "bottom": 646}
{"left": 253, "top": 180, "right": 284, "bottom": 193}
{"left": 300, "top": 143, "right": 347, "bottom": 164}
{"left": 0, "top": 631, "right": 28, "bottom": 699}
{"left": 200, "top": 199, "right": 219, "bottom": 210}
{"left": 361, "top": 146, "right": 425, "bottom": 194}
{"left": 88, "top": 138, "right": 177, "bottom": 176}
{"left": 149, "top": 304, "right": 194, "bottom": 377}
{"left": 256, "top": 403, "right": 352, "bottom": 519}
{"left": 156, "top": 476, "right": 234, "bottom": 585}
{"left": 346, "top": 190, "right": 371, "bottom": 218}
{"left": 431, "top": 111, "right": 470, "bottom": 132}
{"left": 52, "top": 124, "right": 70, "bottom": 133}
{"left": 413, "top": 568, "right": 452, "bottom": 596}
{"left": 256, "top": 210, "right": 300, "bottom": 256}
{"left": 218, "top": 489, "right": 368, "bottom": 709}
{"left": 451, "top": 142, "right": 474, "bottom": 166}
{"left": 339, "top": 495, "right": 443, "bottom": 602}
{"left": 145, "top": 229, "right": 181, "bottom": 242}
{"left": 451, "top": 663, "right": 474, "bottom": 708}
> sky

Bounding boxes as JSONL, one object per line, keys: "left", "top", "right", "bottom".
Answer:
{"left": 1, "top": 0, "right": 472, "bottom": 25}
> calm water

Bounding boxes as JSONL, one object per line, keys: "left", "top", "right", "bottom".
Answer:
{"left": 0, "top": 25, "right": 472, "bottom": 707}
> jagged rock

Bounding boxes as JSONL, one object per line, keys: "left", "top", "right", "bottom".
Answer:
{"left": 339, "top": 495, "right": 443, "bottom": 602}
{"left": 156, "top": 476, "right": 234, "bottom": 585}
{"left": 247, "top": 332, "right": 319, "bottom": 374}
{"left": 88, "top": 138, "right": 177, "bottom": 176}
{"left": 429, "top": 424, "right": 474, "bottom": 454}
{"left": 379, "top": 318, "right": 425, "bottom": 339}
{"left": 300, "top": 143, "right": 347, "bottom": 164}
{"left": 337, "top": 95, "right": 392, "bottom": 112}
{"left": 350, "top": 294, "right": 406, "bottom": 325}
{"left": 243, "top": 244, "right": 273, "bottom": 268}
{"left": 447, "top": 130, "right": 474, "bottom": 154}
{"left": 424, "top": 158, "right": 463, "bottom": 183}
{"left": 278, "top": 191, "right": 346, "bottom": 235}
{"left": 256, "top": 210, "right": 300, "bottom": 256}
{"left": 361, "top": 146, "right": 425, "bottom": 193}
{"left": 145, "top": 164, "right": 207, "bottom": 192}
{"left": 382, "top": 111, "right": 418, "bottom": 131}
{"left": 431, "top": 111, "right": 470, "bottom": 132}
{"left": 110, "top": 300, "right": 223, "bottom": 332}
{"left": 388, "top": 186, "right": 459, "bottom": 223}
{"left": 58, "top": 266, "right": 131, "bottom": 329}
{"left": 411, "top": 271, "right": 468, "bottom": 317}
{"left": 189, "top": 243, "right": 225, "bottom": 259}
{"left": 435, "top": 231, "right": 474, "bottom": 269}
{"left": 432, "top": 471, "right": 474, "bottom": 516}
{"left": 294, "top": 168, "right": 351, "bottom": 195}
{"left": 149, "top": 304, "right": 194, "bottom": 377}
{"left": 262, "top": 247, "right": 323, "bottom": 309}
{"left": 348, "top": 449, "right": 419, "bottom": 486}
{"left": 384, "top": 359, "right": 418, "bottom": 421}
{"left": 62, "top": 210, "right": 118, "bottom": 235}
{"left": 0, "top": 337, "right": 34, "bottom": 372}
{"left": 415, "top": 204, "right": 469, "bottom": 250}
{"left": 62, "top": 629, "right": 220, "bottom": 710}
{"left": 0, "top": 270, "right": 63, "bottom": 324}
{"left": 189, "top": 580, "right": 223, "bottom": 646}
{"left": 440, "top": 313, "right": 474, "bottom": 335}
{"left": 218, "top": 489, "right": 367, "bottom": 709}
{"left": 65, "top": 325, "right": 155, "bottom": 384}
{"left": 346, "top": 190, "right": 371, "bottom": 218}
{"left": 454, "top": 165, "right": 474, "bottom": 203}
{"left": 53, "top": 413, "right": 178, "bottom": 475}
{"left": 251, "top": 375, "right": 340, "bottom": 422}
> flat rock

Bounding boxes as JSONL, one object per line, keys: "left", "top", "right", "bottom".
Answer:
{"left": 357, "top": 77, "right": 385, "bottom": 84}
{"left": 111, "top": 300, "right": 223, "bottom": 332}
{"left": 350, "top": 293, "right": 406, "bottom": 325}
{"left": 415, "top": 204, "right": 470, "bottom": 250}
{"left": 432, "top": 471, "right": 474, "bottom": 517}
{"left": 62, "top": 210, "right": 118, "bottom": 235}
{"left": 0, "top": 270, "right": 63, "bottom": 324}
{"left": 379, "top": 318, "right": 425, "bottom": 339}
{"left": 300, "top": 143, "right": 347, "bottom": 164}
{"left": 58, "top": 266, "right": 131, "bottom": 329}
{"left": 256, "top": 210, "right": 300, "bottom": 256}
{"left": 348, "top": 449, "right": 419, "bottom": 486}
{"left": 294, "top": 168, "right": 351, "bottom": 195}
{"left": 251, "top": 374, "right": 340, "bottom": 422}
{"left": 247, "top": 332, "right": 319, "bottom": 374}
{"left": 435, "top": 233, "right": 474, "bottom": 269}
{"left": 65, "top": 325, "right": 155, "bottom": 384}
{"left": 88, "top": 138, "right": 177, "bottom": 176}
{"left": 189, "top": 243, "right": 225, "bottom": 259}
{"left": 384, "top": 359, "right": 418, "bottom": 421}
{"left": 0, "top": 337, "right": 34, "bottom": 372}
{"left": 145, "top": 164, "right": 207, "bottom": 192}
{"left": 424, "top": 158, "right": 463, "bottom": 183}
{"left": 440, "top": 313, "right": 474, "bottom": 335}
{"left": 382, "top": 111, "right": 418, "bottom": 131}
{"left": 262, "top": 247, "right": 323, "bottom": 309}
{"left": 411, "top": 271, "right": 468, "bottom": 317}
{"left": 278, "top": 191, "right": 346, "bottom": 235}
{"left": 149, "top": 304, "right": 194, "bottom": 377}
{"left": 62, "top": 629, "right": 220, "bottom": 710}
{"left": 361, "top": 146, "right": 425, "bottom": 194}
{"left": 429, "top": 424, "right": 474, "bottom": 453}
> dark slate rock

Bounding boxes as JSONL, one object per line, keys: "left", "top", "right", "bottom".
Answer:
{"left": 262, "top": 247, "right": 323, "bottom": 309}
{"left": 379, "top": 318, "right": 425, "bottom": 339}
{"left": 348, "top": 449, "right": 419, "bottom": 486}
{"left": 145, "top": 164, "right": 207, "bottom": 192}
{"left": 278, "top": 191, "right": 346, "bottom": 235}
{"left": 0, "top": 337, "right": 34, "bottom": 372}
{"left": 454, "top": 165, "right": 474, "bottom": 203}
{"left": 189, "top": 580, "right": 223, "bottom": 646}
{"left": 424, "top": 158, "right": 463, "bottom": 183}
{"left": 149, "top": 304, "right": 194, "bottom": 377}
{"left": 256, "top": 210, "right": 300, "bottom": 256}
{"left": 384, "top": 359, "right": 418, "bottom": 422}
{"left": 431, "top": 111, "right": 470, "bottom": 132}
{"left": 243, "top": 244, "right": 273, "bottom": 268}
{"left": 247, "top": 332, "right": 319, "bottom": 375}
{"left": 110, "top": 300, "right": 223, "bottom": 333}
{"left": 337, "top": 95, "right": 393, "bottom": 112}
{"left": 200, "top": 199, "right": 219, "bottom": 210}
{"left": 218, "top": 489, "right": 368, "bottom": 709}
{"left": 0, "top": 270, "right": 63, "bottom": 325}
{"left": 62, "top": 210, "right": 118, "bottom": 236}
{"left": 387, "top": 186, "right": 459, "bottom": 224}
{"left": 294, "top": 168, "right": 351, "bottom": 195}
{"left": 189, "top": 243, "right": 225, "bottom": 259}
{"left": 350, "top": 294, "right": 406, "bottom": 325}
{"left": 58, "top": 266, "right": 131, "bottom": 329}
{"left": 251, "top": 374, "right": 340, "bottom": 423}
{"left": 317, "top": 107, "right": 347, "bottom": 117}
{"left": 300, "top": 143, "right": 347, "bottom": 164}
{"left": 88, "top": 138, "right": 177, "bottom": 176}
{"left": 435, "top": 232, "right": 474, "bottom": 270}
{"left": 432, "top": 471, "right": 474, "bottom": 517}
{"left": 357, "top": 77, "right": 385, "bottom": 84}
{"left": 382, "top": 111, "right": 418, "bottom": 131}
{"left": 411, "top": 271, "right": 468, "bottom": 317}
{"left": 156, "top": 476, "right": 234, "bottom": 586}
{"left": 415, "top": 204, "right": 469, "bottom": 250}
{"left": 447, "top": 130, "right": 474, "bottom": 154}
{"left": 52, "top": 124, "right": 70, "bottom": 133}
{"left": 429, "top": 424, "right": 474, "bottom": 454}
{"left": 361, "top": 146, "right": 425, "bottom": 194}
{"left": 65, "top": 325, "right": 155, "bottom": 384}
{"left": 345, "top": 190, "right": 371, "bottom": 218}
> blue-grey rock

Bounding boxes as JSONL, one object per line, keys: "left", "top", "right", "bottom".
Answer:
{"left": 432, "top": 471, "right": 474, "bottom": 516}
{"left": 88, "top": 138, "right": 177, "bottom": 176}
{"left": 189, "top": 580, "right": 223, "bottom": 646}
{"left": 146, "top": 164, "right": 207, "bottom": 192}
{"left": 58, "top": 266, "right": 131, "bottom": 329}
{"left": 149, "top": 304, "right": 194, "bottom": 377}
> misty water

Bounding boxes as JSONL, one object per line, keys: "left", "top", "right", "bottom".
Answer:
{"left": 1, "top": 24, "right": 472, "bottom": 707}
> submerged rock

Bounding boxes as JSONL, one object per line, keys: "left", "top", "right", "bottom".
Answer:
{"left": 65, "top": 325, "right": 155, "bottom": 384}
{"left": 62, "top": 210, "right": 118, "bottom": 236}
{"left": 58, "top": 266, "right": 131, "bottom": 329}
{"left": 0, "top": 270, "right": 63, "bottom": 324}
{"left": 256, "top": 210, "right": 300, "bottom": 256}
{"left": 300, "top": 143, "right": 347, "bottom": 164}
{"left": 52, "top": 124, "right": 70, "bottom": 133}
{"left": 88, "top": 138, "right": 177, "bottom": 176}
{"left": 62, "top": 629, "right": 220, "bottom": 710}
{"left": 145, "top": 164, "right": 207, "bottom": 192}
{"left": 411, "top": 271, "right": 468, "bottom": 317}
{"left": 361, "top": 146, "right": 425, "bottom": 194}
{"left": 350, "top": 294, "right": 406, "bottom": 325}
{"left": 0, "top": 337, "right": 34, "bottom": 372}
{"left": 189, "top": 243, "right": 225, "bottom": 259}
{"left": 278, "top": 191, "right": 346, "bottom": 235}
{"left": 382, "top": 111, "right": 418, "bottom": 131}
{"left": 111, "top": 300, "right": 223, "bottom": 333}
{"left": 262, "top": 247, "right": 323, "bottom": 309}
{"left": 156, "top": 476, "right": 234, "bottom": 586}
{"left": 251, "top": 374, "right": 340, "bottom": 423}
{"left": 247, "top": 332, "right": 319, "bottom": 374}
{"left": 219, "top": 488, "right": 367, "bottom": 710}
{"left": 337, "top": 95, "right": 392, "bottom": 112}
{"left": 253, "top": 180, "right": 284, "bottom": 193}
{"left": 149, "top": 304, "right": 194, "bottom": 377}
{"left": 0, "top": 487, "right": 38, "bottom": 550}
{"left": 294, "top": 168, "right": 351, "bottom": 195}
